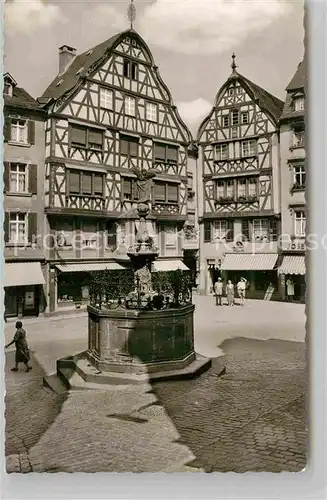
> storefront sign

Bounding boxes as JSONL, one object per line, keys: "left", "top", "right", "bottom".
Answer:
{"left": 286, "top": 242, "right": 306, "bottom": 251}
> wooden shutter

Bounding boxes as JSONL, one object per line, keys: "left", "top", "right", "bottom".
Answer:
{"left": 27, "top": 121, "right": 35, "bottom": 145}
{"left": 69, "top": 170, "right": 80, "bottom": 193}
{"left": 88, "top": 128, "right": 103, "bottom": 147}
{"left": 28, "top": 213, "right": 37, "bottom": 243}
{"left": 120, "top": 137, "right": 129, "bottom": 155}
{"left": 28, "top": 164, "right": 38, "bottom": 194}
{"left": 154, "top": 143, "right": 166, "bottom": 160}
{"left": 226, "top": 220, "right": 234, "bottom": 242}
{"left": 167, "top": 183, "right": 178, "bottom": 203}
{"left": 3, "top": 162, "right": 10, "bottom": 192}
{"left": 204, "top": 221, "right": 211, "bottom": 243}
{"left": 129, "top": 138, "right": 138, "bottom": 157}
{"left": 167, "top": 145, "right": 178, "bottom": 163}
{"left": 82, "top": 172, "right": 92, "bottom": 194}
{"left": 122, "top": 178, "right": 132, "bottom": 198}
{"left": 154, "top": 181, "right": 166, "bottom": 202}
{"left": 94, "top": 173, "right": 103, "bottom": 195}
{"left": 3, "top": 116, "right": 11, "bottom": 142}
{"left": 71, "top": 124, "right": 87, "bottom": 146}
{"left": 4, "top": 212, "right": 9, "bottom": 243}
{"left": 241, "top": 219, "right": 250, "bottom": 241}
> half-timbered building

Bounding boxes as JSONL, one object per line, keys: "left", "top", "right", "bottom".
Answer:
{"left": 39, "top": 29, "right": 193, "bottom": 314}
{"left": 197, "top": 57, "right": 284, "bottom": 298}
{"left": 3, "top": 73, "right": 47, "bottom": 318}
{"left": 278, "top": 59, "right": 306, "bottom": 302}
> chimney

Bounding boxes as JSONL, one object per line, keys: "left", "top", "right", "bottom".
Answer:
{"left": 58, "top": 45, "right": 76, "bottom": 74}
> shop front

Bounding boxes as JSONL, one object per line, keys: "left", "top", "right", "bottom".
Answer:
{"left": 50, "top": 261, "right": 130, "bottom": 313}
{"left": 4, "top": 262, "right": 46, "bottom": 318}
{"left": 278, "top": 254, "right": 306, "bottom": 303}
{"left": 220, "top": 252, "right": 280, "bottom": 300}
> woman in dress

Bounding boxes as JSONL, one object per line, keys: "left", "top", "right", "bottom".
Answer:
{"left": 226, "top": 280, "right": 235, "bottom": 306}
{"left": 5, "top": 321, "right": 32, "bottom": 372}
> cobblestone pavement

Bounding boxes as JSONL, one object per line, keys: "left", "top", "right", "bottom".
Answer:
{"left": 153, "top": 337, "right": 307, "bottom": 473}
{"left": 5, "top": 351, "right": 67, "bottom": 472}
{"left": 4, "top": 299, "right": 307, "bottom": 473}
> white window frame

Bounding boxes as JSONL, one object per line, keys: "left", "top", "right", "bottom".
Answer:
{"left": 99, "top": 88, "right": 113, "bottom": 109}
{"left": 293, "top": 164, "right": 306, "bottom": 186}
{"left": 294, "top": 211, "right": 306, "bottom": 237}
{"left": 4, "top": 82, "right": 12, "bottom": 96}
{"left": 241, "top": 111, "right": 249, "bottom": 124}
{"left": 215, "top": 143, "right": 229, "bottom": 161}
{"left": 294, "top": 96, "right": 304, "bottom": 112}
{"left": 9, "top": 212, "right": 27, "bottom": 245}
{"left": 253, "top": 219, "right": 269, "bottom": 241}
{"left": 11, "top": 119, "right": 28, "bottom": 144}
{"left": 241, "top": 139, "right": 256, "bottom": 157}
{"left": 213, "top": 220, "right": 227, "bottom": 240}
{"left": 9, "top": 163, "right": 28, "bottom": 193}
{"left": 146, "top": 102, "right": 157, "bottom": 122}
{"left": 125, "top": 96, "right": 136, "bottom": 116}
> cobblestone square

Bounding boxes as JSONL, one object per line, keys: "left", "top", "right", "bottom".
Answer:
{"left": 5, "top": 298, "right": 307, "bottom": 473}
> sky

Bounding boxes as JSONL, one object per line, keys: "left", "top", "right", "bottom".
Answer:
{"left": 4, "top": 0, "right": 304, "bottom": 135}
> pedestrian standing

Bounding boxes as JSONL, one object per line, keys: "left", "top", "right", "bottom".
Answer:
{"left": 214, "top": 278, "right": 223, "bottom": 306}
{"left": 5, "top": 321, "right": 32, "bottom": 372}
{"left": 237, "top": 278, "right": 247, "bottom": 306}
{"left": 286, "top": 278, "right": 295, "bottom": 302}
{"left": 226, "top": 280, "right": 235, "bottom": 306}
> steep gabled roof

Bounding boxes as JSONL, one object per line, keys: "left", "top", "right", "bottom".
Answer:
{"left": 4, "top": 84, "right": 41, "bottom": 111}
{"left": 41, "top": 32, "right": 123, "bottom": 101}
{"left": 197, "top": 70, "right": 284, "bottom": 141}
{"left": 239, "top": 74, "right": 284, "bottom": 123}
{"left": 286, "top": 59, "right": 306, "bottom": 91}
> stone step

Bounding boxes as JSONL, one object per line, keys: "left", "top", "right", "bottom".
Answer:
{"left": 43, "top": 373, "right": 69, "bottom": 395}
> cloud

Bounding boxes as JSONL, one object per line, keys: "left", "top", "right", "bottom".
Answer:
{"left": 176, "top": 98, "right": 212, "bottom": 128}
{"left": 5, "top": 0, "right": 64, "bottom": 34}
{"left": 85, "top": 5, "right": 126, "bottom": 32}
{"left": 139, "top": 0, "right": 292, "bottom": 55}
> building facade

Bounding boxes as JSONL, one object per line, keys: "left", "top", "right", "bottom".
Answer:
{"left": 3, "top": 73, "right": 47, "bottom": 318}
{"left": 38, "top": 30, "right": 194, "bottom": 314}
{"left": 278, "top": 60, "right": 306, "bottom": 302}
{"left": 197, "top": 59, "right": 284, "bottom": 298}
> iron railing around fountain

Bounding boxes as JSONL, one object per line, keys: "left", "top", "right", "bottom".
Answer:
{"left": 89, "top": 269, "right": 193, "bottom": 310}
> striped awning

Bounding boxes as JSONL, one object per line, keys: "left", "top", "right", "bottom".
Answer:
{"left": 152, "top": 260, "right": 189, "bottom": 272}
{"left": 4, "top": 262, "right": 45, "bottom": 287}
{"left": 55, "top": 262, "right": 127, "bottom": 273}
{"left": 221, "top": 253, "right": 278, "bottom": 271}
{"left": 278, "top": 256, "right": 306, "bottom": 275}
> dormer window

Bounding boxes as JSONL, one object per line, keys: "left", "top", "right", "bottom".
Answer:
{"left": 4, "top": 82, "right": 12, "bottom": 96}
{"left": 294, "top": 96, "right": 304, "bottom": 112}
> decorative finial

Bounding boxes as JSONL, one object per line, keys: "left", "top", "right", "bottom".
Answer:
{"left": 231, "top": 52, "right": 238, "bottom": 73}
{"left": 127, "top": 0, "right": 136, "bottom": 30}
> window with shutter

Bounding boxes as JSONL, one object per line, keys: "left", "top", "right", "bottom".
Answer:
{"left": 167, "top": 146, "right": 178, "bottom": 163}
{"left": 8, "top": 163, "right": 28, "bottom": 193}
{"left": 120, "top": 138, "right": 130, "bottom": 156}
{"left": 82, "top": 172, "right": 92, "bottom": 194}
{"left": 131, "top": 62, "right": 138, "bottom": 80}
{"left": 154, "top": 143, "right": 166, "bottom": 160}
{"left": 129, "top": 139, "right": 138, "bottom": 157}
{"left": 123, "top": 178, "right": 133, "bottom": 199}
{"left": 120, "top": 136, "right": 138, "bottom": 157}
{"left": 11, "top": 119, "right": 28, "bottom": 144}
{"left": 204, "top": 222, "right": 211, "bottom": 243}
{"left": 69, "top": 170, "right": 80, "bottom": 193}
{"left": 123, "top": 60, "right": 130, "bottom": 77}
{"left": 28, "top": 121, "right": 35, "bottom": 145}
{"left": 154, "top": 182, "right": 166, "bottom": 202}
{"left": 3, "top": 116, "right": 12, "bottom": 142}
{"left": 167, "top": 184, "right": 178, "bottom": 203}
{"left": 94, "top": 174, "right": 103, "bottom": 195}
{"left": 9, "top": 212, "right": 27, "bottom": 244}
{"left": 71, "top": 124, "right": 87, "bottom": 147}
{"left": 88, "top": 129, "right": 103, "bottom": 150}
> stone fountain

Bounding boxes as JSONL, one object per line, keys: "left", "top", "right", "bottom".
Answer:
{"left": 56, "top": 170, "right": 211, "bottom": 386}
